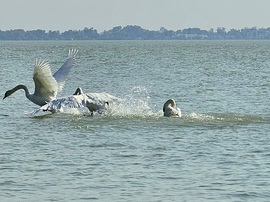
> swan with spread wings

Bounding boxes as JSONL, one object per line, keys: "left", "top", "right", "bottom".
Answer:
{"left": 3, "top": 49, "right": 78, "bottom": 106}
{"left": 35, "top": 87, "right": 120, "bottom": 115}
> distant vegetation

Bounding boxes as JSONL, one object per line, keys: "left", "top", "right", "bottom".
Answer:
{"left": 1, "top": 26, "right": 270, "bottom": 40}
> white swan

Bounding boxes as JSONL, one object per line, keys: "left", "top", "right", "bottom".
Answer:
{"left": 3, "top": 49, "right": 78, "bottom": 106}
{"left": 163, "top": 99, "right": 181, "bottom": 117}
{"left": 35, "top": 87, "right": 119, "bottom": 115}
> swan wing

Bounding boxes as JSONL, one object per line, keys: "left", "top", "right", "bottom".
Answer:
{"left": 33, "top": 59, "right": 58, "bottom": 101}
{"left": 84, "top": 93, "right": 111, "bottom": 113}
{"left": 36, "top": 94, "right": 105, "bottom": 113}
{"left": 36, "top": 94, "right": 86, "bottom": 113}
{"left": 35, "top": 92, "right": 113, "bottom": 114}
{"left": 86, "top": 92, "right": 120, "bottom": 103}
{"left": 53, "top": 49, "right": 78, "bottom": 92}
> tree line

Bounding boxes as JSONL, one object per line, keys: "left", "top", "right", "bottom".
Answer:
{"left": 1, "top": 26, "right": 270, "bottom": 40}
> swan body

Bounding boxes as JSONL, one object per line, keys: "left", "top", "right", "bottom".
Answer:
{"left": 163, "top": 99, "right": 181, "bottom": 117}
{"left": 35, "top": 88, "right": 119, "bottom": 115}
{"left": 3, "top": 49, "right": 78, "bottom": 106}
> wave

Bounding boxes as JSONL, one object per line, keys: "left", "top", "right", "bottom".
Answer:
{"left": 183, "top": 112, "right": 269, "bottom": 125}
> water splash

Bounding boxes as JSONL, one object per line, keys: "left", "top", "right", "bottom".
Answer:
{"left": 30, "top": 86, "right": 270, "bottom": 126}
{"left": 30, "top": 86, "right": 158, "bottom": 118}
{"left": 107, "top": 86, "right": 157, "bottom": 117}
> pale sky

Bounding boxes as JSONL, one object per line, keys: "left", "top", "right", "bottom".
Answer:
{"left": 1, "top": 0, "right": 270, "bottom": 33}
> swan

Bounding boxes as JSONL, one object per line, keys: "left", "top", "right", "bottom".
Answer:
{"left": 163, "top": 99, "right": 181, "bottom": 117}
{"left": 35, "top": 87, "right": 120, "bottom": 115}
{"left": 3, "top": 49, "right": 78, "bottom": 106}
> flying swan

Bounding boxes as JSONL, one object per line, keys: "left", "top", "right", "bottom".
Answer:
{"left": 35, "top": 87, "right": 120, "bottom": 115}
{"left": 163, "top": 99, "right": 181, "bottom": 117}
{"left": 3, "top": 49, "right": 78, "bottom": 106}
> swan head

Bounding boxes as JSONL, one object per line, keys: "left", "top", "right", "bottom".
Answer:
{"left": 3, "top": 85, "right": 29, "bottom": 100}
{"left": 163, "top": 99, "right": 181, "bottom": 117}
{"left": 73, "top": 87, "right": 84, "bottom": 95}
{"left": 3, "top": 90, "right": 12, "bottom": 99}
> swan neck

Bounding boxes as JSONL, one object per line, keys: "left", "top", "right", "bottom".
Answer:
{"left": 17, "top": 85, "right": 30, "bottom": 96}
{"left": 163, "top": 99, "right": 176, "bottom": 112}
{"left": 8, "top": 85, "right": 30, "bottom": 98}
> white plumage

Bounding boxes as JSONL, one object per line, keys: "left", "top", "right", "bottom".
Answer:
{"left": 36, "top": 87, "right": 120, "bottom": 115}
{"left": 3, "top": 49, "right": 78, "bottom": 106}
{"left": 163, "top": 99, "right": 181, "bottom": 117}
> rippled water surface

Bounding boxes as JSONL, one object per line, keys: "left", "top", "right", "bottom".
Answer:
{"left": 1, "top": 40, "right": 270, "bottom": 201}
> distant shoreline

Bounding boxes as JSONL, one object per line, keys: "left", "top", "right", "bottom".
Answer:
{"left": 1, "top": 25, "right": 270, "bottom": 40}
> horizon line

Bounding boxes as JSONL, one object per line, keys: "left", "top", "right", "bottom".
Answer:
{"left": 1, "top": 25, "right": 269, "bottom": 33}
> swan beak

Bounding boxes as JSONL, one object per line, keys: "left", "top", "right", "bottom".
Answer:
{"left": 3, "top": 91, "right": 9, "bottom": 99}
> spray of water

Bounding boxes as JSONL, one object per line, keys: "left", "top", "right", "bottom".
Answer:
{"left": 106, "top": 86, "right": 158, "bottom": 117}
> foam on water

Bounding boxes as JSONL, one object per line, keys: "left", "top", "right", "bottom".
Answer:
{"left": 183, "top": 112, "right": 270, "bottom": 126}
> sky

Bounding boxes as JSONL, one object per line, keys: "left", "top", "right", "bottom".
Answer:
{"left": 1, "top": 0, "right": 270, "bottom": 33}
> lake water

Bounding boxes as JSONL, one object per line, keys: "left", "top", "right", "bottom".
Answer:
{"left": 1, "top": 40, "right": 270, "bottom": 201}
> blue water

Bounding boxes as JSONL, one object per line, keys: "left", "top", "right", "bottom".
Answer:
{"left": 1, "top": 40, "right": 270, "bottom": 201}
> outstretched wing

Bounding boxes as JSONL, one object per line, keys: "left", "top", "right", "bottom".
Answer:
{"left": 53, "top": 49, "right": 78, "bottom": 92}
{"left": 86, "top": 92, "right": 120, "bottom": 103}
{"left": 84, "top": 93, "right": 121, "bottom": 113}
{"left": 36, "top": 94, "right": 86, "bottom": 113}
{"left": 35, "top": 92, "right": 114, "bottom": 114}
{"left": 33, "top": 59, "right": 58, "bottom": 101}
